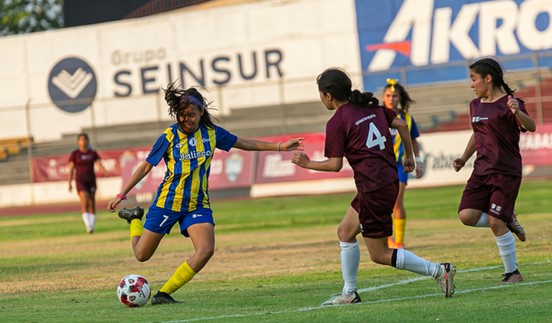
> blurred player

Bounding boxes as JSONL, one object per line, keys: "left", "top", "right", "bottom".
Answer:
{"left": 453, "top": 58, "right": 535, "bottom": 283}
{"left": 68, "top": 133, "right": 109, "bottom": 234}
{"left": 382, "top": 79, "right": 423, "bottom": 249}
{"left": 107, "top": 83, "right": 303, "bottom": 305}
{"left": 292, "top": 68, "right": 455, "bottom": 305}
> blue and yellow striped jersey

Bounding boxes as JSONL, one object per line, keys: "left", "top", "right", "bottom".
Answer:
{"left": 145, "top": 123, "right": 238, "bottom": 213}
{"left": 390, "top": 112, "right": 420, "bottom": 163}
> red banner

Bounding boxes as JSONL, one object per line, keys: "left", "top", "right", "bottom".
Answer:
{"left": 520, "top": 123, "right": 552, "bottom": 165}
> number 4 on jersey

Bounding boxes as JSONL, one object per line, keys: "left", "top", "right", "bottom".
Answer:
{"left": 366, "top": 122, "right": 387, "bottom": 150}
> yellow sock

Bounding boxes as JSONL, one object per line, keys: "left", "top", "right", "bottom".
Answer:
{"left": 130, "top": 219, "right": 144, "bottom": 240}
{"left": 159, "top": 261, "right": 196, "bottom": 295}
{"left": 394, "top": 218, "right": 406, "bottom": 245}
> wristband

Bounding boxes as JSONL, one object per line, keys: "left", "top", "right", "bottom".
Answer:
{"left": 116, "top": 193, "right": 128, "bottom": 200}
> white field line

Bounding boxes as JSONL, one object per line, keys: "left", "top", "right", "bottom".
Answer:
{"left": 162, "top": 262, "right": 551, "bottom": 323}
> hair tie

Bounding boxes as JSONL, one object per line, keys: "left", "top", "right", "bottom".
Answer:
{"left": 180, "top": 95, "right": 203, "bottom": 109}
{"left": 386, "top": 78, "right": 398, "bottom": 92}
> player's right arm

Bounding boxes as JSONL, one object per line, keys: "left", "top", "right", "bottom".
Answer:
{"left": 291, "top": 153, "right": 343, "bottom": 172}
{"left": 68, "top": 161, "right": 75, "bottom": 192}
{"left": 453, "top": 133, "right": 476, "bottom": 172}
{"left": 107, "top": 161, "right": 153, "bottom": 211}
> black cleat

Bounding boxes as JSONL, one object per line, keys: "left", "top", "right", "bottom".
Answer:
{"left": 151, "top": 291, "right": 182, "bottom": 305}
{"left": 118, "top": 206, "right": 144, "bottom": 224}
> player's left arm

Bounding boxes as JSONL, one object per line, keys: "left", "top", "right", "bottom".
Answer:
{"left": 508, "top": 96, "right": 536, "bottom": 132}
{"left": 412, "top": 139, "right": 423, "bottom": 178}
{"left": 291, "top": 153, "right": 343, "bottom": 172}
{"left": 95, "top": 159, "right": 109, "bottom": 177}
{"left": 233, "top": 137, "right": 304, "bottom": 151}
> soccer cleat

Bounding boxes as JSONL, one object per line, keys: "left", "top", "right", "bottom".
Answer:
{"left": 118, "top": 206, "right": 144, "bottom": 224}
{"left": 151, "top": 291, "right": 182, "bottom": 305}
{"left": 435, "top": 263, "right": 456, "bottom": 298}
{"left": 321, "top": 291, "right": 361, "bottom": 306}
{"left": 507, "top": 212, "right": 526, "bottom": 242}
{"left": 501, "top": 269, "right": 523, "bottom": 284}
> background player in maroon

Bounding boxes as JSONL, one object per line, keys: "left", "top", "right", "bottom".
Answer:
{"left": 68, "top": 133, "right": 109, "bottom": 233}
{"left": 292, "top": 68, "right": 456, "bottom": 305}
{"left": 453, "top": 58, "right": 535, "bottom": 283}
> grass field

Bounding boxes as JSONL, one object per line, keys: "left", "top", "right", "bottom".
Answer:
{"left": 1, "top": 181, "right": 551, "bottom": 322}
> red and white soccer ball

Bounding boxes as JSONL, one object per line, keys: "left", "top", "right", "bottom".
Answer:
{"left": 117, "top": 274, "right": 151, "bottom": 307}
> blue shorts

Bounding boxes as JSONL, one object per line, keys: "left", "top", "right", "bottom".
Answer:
{"left": 397, "top": 163, "right": 408, "bottom": 184}
{"left": 143, "top": 205, "right": 214, "bottom": 237}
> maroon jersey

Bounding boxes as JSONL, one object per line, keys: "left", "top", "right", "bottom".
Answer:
{"left": 69, "top": 149, "right": 100, "bottom": 183}
{"left": 325, "top": 103, "right": 397, "bottom": 192}
{"left": 470, "top": 95, "right": 528, "bottom": 177}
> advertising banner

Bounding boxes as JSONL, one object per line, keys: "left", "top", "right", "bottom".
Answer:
{"left": 520, "top": 123, "right": 552, "bottom": 165}
{"left": 355, "top": 0, "right": 552, "bottom": 89}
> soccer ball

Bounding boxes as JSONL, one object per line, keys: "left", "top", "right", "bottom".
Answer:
{"left": 117, "top": 274, "right": 151, "bottom": 307}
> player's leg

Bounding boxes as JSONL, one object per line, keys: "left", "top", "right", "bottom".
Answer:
{"left": 323, "top": 204, "right": 362, "bottom": 305}
{"left": 118, "top": 205, "right": 168, "bottom": 261}
{"left": 78, "top": 190, "right": 91, "bottom": 232}
{"left": 361, "top": 182, "right": 455, "bottom": 298}
{"left": 458, "top": 174, "right": 491, "bottom": 227}
{"left": 390, "top": 181, "right": 407, "bottom": 248}
{"left": 86, "top": 186, "right": 96, "bottom": 233}
{"left": 153, "top": 210, "right": 215, "bottom": 305}
{"left": 488, "top": 175, "right": 523, "bottom": 283}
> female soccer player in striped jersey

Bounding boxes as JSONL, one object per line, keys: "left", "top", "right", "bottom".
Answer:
{"left": 382, "top": 79, "right": 423, "bottom": 249}
{"left": 292, "top": 68, "right": 455, "bottom": 305}
{"left": 107, "top": 83, "right": 303, "bottom": 305}
{"left": 453, "top": 58, "right": 535, "bottom": 283}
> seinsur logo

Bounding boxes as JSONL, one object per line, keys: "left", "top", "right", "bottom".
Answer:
{"left": 365, "top": 0, "right": 552, "bottom": 72}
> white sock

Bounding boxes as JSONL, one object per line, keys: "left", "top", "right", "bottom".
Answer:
{"left": 475, "top": 212, "right": 490, "bottom": 227}
{"left": 82, "top": 212, "right": 90, "bottom": 230}
{"left": 395, "top": 249, "right": 441, "bottom": 278}
{"left": 495, "top": 231, "right": 517, "bottom": 273}
{"left": 340, "top": 241, "right": 360, "bottom": 295}
{"left": 89, "top": 213, "right": 96, "bottom": 231}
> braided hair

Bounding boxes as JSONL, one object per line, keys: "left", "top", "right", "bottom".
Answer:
{"left": 317, "top": 68, "right": 379, "bottom": 107}
{"left": 164, "top": 82, "right": 217, "bottom": 129}
{"left": 469, "top": 58, "right": 521, "bottom": 100}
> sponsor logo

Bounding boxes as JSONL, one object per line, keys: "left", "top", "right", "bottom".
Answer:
{"left": 192, "top": 213, "right": 203, "bottom": 219}
{"left": 180, "top": 150, "right": 212, "bottom": 161}
{"left": 355, "top": 114, "right": 377, "bottom": 125}
{"left": 48, "top": 57, "right": 97, "bottom": 113}
{"left": 490, "top": 203, "right": 502, "bottom": 215}
{"left": 472, "top": 116, "right": 489, "bottom": 123}
{"left": 360, "top": 0, "right": 552, "bottom": 72}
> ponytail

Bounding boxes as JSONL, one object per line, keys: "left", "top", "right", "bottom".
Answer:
{"left": 350, "top": 89, "right": 379, "bottom": 106}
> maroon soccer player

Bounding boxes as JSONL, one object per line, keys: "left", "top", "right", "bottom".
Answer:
{"left": 292, "top": 68, "right": 455, "bottom": 305}
{"left": 68, "top": 133, "right": 109, "bottom": 233}
{"left": 453, "top": 58, "right": 536, "bottom": 283}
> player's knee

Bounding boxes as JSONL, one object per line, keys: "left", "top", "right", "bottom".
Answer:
{"left": 337, "top": 225, "right": 356, "bottom": 243}
{"left": 369, "top": 253, "right": 387, "bottom": 265}
{"left": 196, "top": 245, "right": 215, "bottom": 261}
{"left": 134, "top": 250, "right": 153, "bottom": 262}
{"left": 458, "top": 212, "right": 477, "bottom": 226}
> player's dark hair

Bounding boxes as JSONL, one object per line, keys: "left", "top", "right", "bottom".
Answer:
{"left": 76, "top": 133, "right": 90, "bottom": 149}
{"left": 383, "top": 82, "right": 415, "bottom": 113}
{"left": 317, "top": 68, "right": 379, "bottom": 107}
{"left": 469, "top": 58, "right": 522, "bottom": 100}
{"left": 164, "top": 82, "right": 217, "bottom": 129}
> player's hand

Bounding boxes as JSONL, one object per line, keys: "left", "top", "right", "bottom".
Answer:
{"left": 402, "top": 156, "right": 415, "bottom": 173}
{"left": 507, "top": 95, "right": 520, "bottom": 115}
{"left": 281, "top": 138, "right": 304, "bottom": 151}
{"left": 107, "top": 197, "right": 123, "bottom": 212}
{"left": 415, "top": 164, "right": 424, "bottom": 178}
{"left": 453, "top": 158, "right": 466, "bottom": 172}
{"left": 291, "top": 152, "right": 310, "bottom": 168}
{"left": 68, "top": 183, "right": 72, "bottom": 192}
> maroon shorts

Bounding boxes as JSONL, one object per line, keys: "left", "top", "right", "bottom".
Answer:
{"left": 351, "top": 181, "right": 398, "bottom": 238}
{"left": 459, "top": 173, "right": 521, "bottom": 222}
{"left": 76, "top": 180, "right": 96, "bottom": 194}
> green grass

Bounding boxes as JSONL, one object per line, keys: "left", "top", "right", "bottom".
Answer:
{"left": 0, "top": 180, "right": 551, "bottom": 322}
